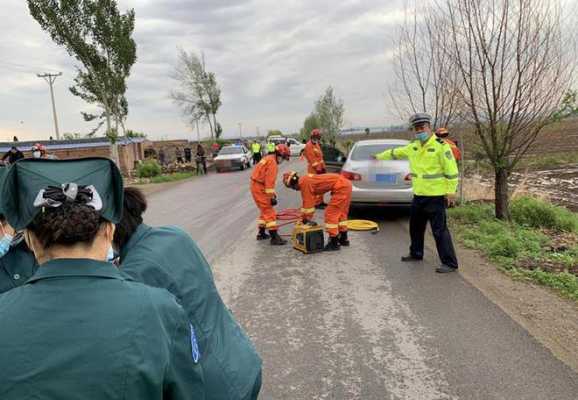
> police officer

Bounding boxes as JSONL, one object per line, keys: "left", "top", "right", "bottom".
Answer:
{"left": 251, "top": 141, "right": 262, "bottom": 165}
{"left": 115, "top": 187, "right": 263, "bottom": 400}
{"left": 0, "top": 158, "right": 205, "bottom": 400}
{"left": 373, "top": 113, "right": 459, "bottom": 273}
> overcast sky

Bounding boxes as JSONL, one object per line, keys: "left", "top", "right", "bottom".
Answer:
{"left": 1, "top": 0, "right": 405, "bottom": 141}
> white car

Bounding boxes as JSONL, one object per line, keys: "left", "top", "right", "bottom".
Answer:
{"left": 214, "top": 145, "right": 251, "bottom": 172}
{"left": 341, "top": 139, "right": 413, "bottom": 206}
{"left": 267, "top": 136, "right": 306, "bottom": 157}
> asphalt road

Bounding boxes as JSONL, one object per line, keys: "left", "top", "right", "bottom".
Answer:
{"left": 144, "top": 159, "right": 578, "bottom": 400}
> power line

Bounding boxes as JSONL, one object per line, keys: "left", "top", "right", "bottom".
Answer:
{"left": 37, "top": 72, "right": 63, "bottom": 140}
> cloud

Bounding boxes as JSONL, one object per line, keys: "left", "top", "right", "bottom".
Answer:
{"left": 0, "top": 0, "right": 405, "bottom": 141}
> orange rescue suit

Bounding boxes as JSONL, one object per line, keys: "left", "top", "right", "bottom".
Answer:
{"left": 303, "top": 140, "right": 326, "bottom": 205}
{"left": 250, "top": 154, "right": 278, "bottom": 230}
{"left": 444, "top": 138, "right": 461, "bottom": 161}
{"left": 299, "top": 173, "right": 352, "bottom": 237}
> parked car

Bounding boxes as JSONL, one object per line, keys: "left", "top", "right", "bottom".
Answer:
{"left": 321, "top": 145, "right": 347, "bottom": 173}
{"left": 286, "top": 137, "right": 306, "bottom": 157}
{"left": 214, "top": 145, "right": 251, "bottom": 172}
{"left": 341, "top": 139, "right": 413, "bottom": 206}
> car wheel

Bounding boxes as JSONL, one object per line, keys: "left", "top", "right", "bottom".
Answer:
{"left": 216, "top": 168, "right": 222, "bottom": 173}
{"left": 240, "top": 163, "right": 245, "bottom": 171}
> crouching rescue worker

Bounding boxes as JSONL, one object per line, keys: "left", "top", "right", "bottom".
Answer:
{"left": 0, "top": 158, "right": 205, "bottom": 400}
{"left": 250, "top": 144, "right": 290, "bottom": 245}
{"left": 373, "top": 113, "right": 459, "bottom": 273}
{"left": 303, "top": 129, "right": 327, "bottom": 209}
{"left": 115, "top": 187, "right": 263, "bottom": 400}
{"left": 283, "top": 171, "right": 352, "bottom": 251}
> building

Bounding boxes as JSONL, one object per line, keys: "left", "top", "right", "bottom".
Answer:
{"left": 0, "top": 137, "right": 145, "bottom": 175}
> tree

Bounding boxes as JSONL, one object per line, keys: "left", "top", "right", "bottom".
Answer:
{"left": 171, "top": 49, "right": 222, "bottom": 139}
{"left": 394, "top": 0, "right": 575, "bottom": 219}
{"left": 299, "top": 112, "right": 321, "bottom": 141}
{"left": 28, "top": 0, "right": 137, "bottom": 143}
{"left": 267, "top": 130, "right": 283, "bottom": 137}
{"left": 315, "top": 86, "right": 345, "bottom": 146}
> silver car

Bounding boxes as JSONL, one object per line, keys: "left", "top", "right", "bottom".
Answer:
{"left": 214, "top": 145, "right": 251, "bottom": 172}
{"left": 341, "top": 139, "right": 413, "bottom": 206}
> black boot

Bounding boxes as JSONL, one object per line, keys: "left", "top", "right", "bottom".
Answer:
{"left": 315, "top": 202, "right": 327, "bottom": 210}
{"left": 256, "top": 227, "right": 270, "bottom": 241}
{"left": 270, "top": 230, "right": 287, "bottom": 246}
{"left": 338, "top": 231, "right": 350, "bottom": 246}
{"left": 324, "top": 236, "right": 341, "bottom": 251}
{"left": 401, "top": 254, "right": 423, "bottom": 262}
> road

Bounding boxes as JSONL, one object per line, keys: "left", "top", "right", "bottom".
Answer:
{"left": 145, "top": 159, "right": 578, "bottom": 400}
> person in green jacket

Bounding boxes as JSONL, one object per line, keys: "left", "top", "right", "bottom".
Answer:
{"left": 114, "top": 187, "right": 262, "bottom": 400}
{"left": 0, "top": 214, "right": 37, "bottom": 294}
{"left": 373, "top": 113, "right": 460, "bottom": 273}
{"left": 0, "top": 158, "right": 205, "bottom": 400}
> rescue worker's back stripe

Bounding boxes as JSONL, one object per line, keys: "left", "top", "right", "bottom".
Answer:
{"left": 301, "top": 207, "right": 315, "bottom": 213}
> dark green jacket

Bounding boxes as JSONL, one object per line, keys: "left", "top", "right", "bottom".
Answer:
{"left": 0, "top": 259, "right": 205, "bottom": 400}
{"left": 0, "top": 240, "right": 38, "bottom": 294}
{"left": 120, "top": 225, "right": 262, "bottom": 400}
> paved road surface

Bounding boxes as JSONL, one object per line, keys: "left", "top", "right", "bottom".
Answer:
{"left": 144, "top": 159, "right": 578, "bottom": 399}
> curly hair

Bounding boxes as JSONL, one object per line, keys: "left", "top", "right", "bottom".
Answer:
{"left": 27, "top": 203, "right": 105, "bottom": 249}
{"left": 113, "top": 187, "right": 147, "bottom": 251}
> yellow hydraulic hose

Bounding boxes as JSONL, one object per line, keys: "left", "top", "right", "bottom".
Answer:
{"left": 345, "top": 220, "right": 380, "bottom": 233}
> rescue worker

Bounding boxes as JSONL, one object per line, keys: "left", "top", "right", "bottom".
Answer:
{"left": 250, "top": 144, "right": 290, "bottom": 245}
{"left": 435, "top": 127, "right": 462, "bottom": 161}
{"left": 0, "top": 158, "right": 205, "bottom": 399}
{"left": 282, "top": 171, "right": 352, "bottom": 251}
{"left": 373, "top": 113, "right": 459, "bottom": 273}
{"left": 251, "top": 141, "right": 262, "bottom": 165}
{"left": 115, "top": 187, "right": 263, "bottom": 400}
{"left": 303, "top": 129, "right": 327, "bottom": 209}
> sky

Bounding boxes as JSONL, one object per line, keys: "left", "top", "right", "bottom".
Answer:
{"left": 0, "top": 0, "right": 406, "bottom": 141}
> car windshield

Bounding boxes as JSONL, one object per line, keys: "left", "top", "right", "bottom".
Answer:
{"left": 351, "top": 144, "right": 406, "bottom": 161}
{"left": 219, "top": 147, "right": 243, "bottom": 155}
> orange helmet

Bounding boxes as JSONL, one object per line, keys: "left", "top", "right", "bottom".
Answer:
{"left": 283, "top": 171, "right": 299, "bottom": 188}
{"left": 435, "top": 127, "right": 449, "bottom": 138}
{"left": 310, "top": 129, "right": 321, "bottom": 139}
{"left": 276, "top": 144, "right": 290, "bottom": 160}
{"left": 32, "top": 143, "right": 46, "bottom": 152}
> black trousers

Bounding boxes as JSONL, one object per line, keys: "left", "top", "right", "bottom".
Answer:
{"left": 252, "top": 153, "right": 262, "bottom": 164}
{"left": 409, "top": 195, "right": 459, "bottom": 268}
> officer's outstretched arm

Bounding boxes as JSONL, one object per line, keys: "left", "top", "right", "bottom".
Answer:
{"left": 441, "top": 144, "right": 459, "bottom": 194}
{"left": 165, "top": 308, "right": 206, "bottom": 400}
{"left": 374, "top": 143, "right": 410, "bottom": 160}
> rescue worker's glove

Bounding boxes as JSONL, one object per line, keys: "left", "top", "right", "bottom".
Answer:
{"left": 270, "top": 197, "right": 278, "bottom": 206}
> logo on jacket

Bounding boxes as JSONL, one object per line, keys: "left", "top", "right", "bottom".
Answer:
{"left": 190, "top": 324, "right": 201, "bottom": 363}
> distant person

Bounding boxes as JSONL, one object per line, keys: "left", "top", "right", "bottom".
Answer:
{"left": 2, "top": 146, "right": 24, "bottom": 165}
{"left": 158, "top": 148, "right": 166, "bottom": 165}
{"left": 195, "top": 144, "right": 207, "bottom": 175}
{"left": 13, "top": 136, "right": 18, "bottom": 142}
{"left": 211, "top": 142, "right": 220, "bottom": 158}
{"left": 435, "top": 127, "right": 462, "bottom": 161}
{"left": 373, "top": 113, "right": 459, "bottom": 273}
{"left": 0, "top": 158, "right": 205, "bottom": 399}
{"left": 184, "top": 147, "right": 192, "bottom": 163}
{"left": 31, "top": 143, "right": 57, "bottom": 160}
{"left": 114, "top": 187, "right": 263, "bottom": 400}
{"left": 175, "top": 147, "right": 184, "bottom": 164}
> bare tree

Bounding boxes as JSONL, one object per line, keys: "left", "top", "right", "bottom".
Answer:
{"left": 389, "top": 3, "right": 461, "bottom": 129}
{"left": 171, "top": 48, "right": 222, "bottom": 139}
{"left": 438, "top": 0, "right": 575, "bottom": 219}
{"left": 316, "top": 86, "right": 345, "bottom": 147}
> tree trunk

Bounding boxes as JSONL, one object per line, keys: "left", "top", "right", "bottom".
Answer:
{"left": 206, "top": 116, "right": 214, "bottom": 140}
{"left": 494, "top": 167, "right": 510, "bottom": 220}
{"left": 105, "top": 106, "right": 120, "bottom": 166}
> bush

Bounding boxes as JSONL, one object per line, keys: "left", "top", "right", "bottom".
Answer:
{"left": 447, "top": 203, "right": 494, "bottom": 224}
{"left": 137, "top": 160, "right": 162, "bottom": 178}
{"left": 487, "top": 234, "right": 520, "bottom": 258}
{"left": 510, "top": 197, "right": 578, "bottom": 232}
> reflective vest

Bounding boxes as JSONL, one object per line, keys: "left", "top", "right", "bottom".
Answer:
{"left": 251, "top": 143, "right": 261, "bottom": 154}
{"left": 266, "top": 143, "right": 276, "bottom": 153}
{"left": 375, "top": 135, "right": 459, "bottom": 196}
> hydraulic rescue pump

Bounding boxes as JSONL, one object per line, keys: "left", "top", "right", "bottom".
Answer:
{"left": 291, "top": 222, "right": 325, "bottom": 254}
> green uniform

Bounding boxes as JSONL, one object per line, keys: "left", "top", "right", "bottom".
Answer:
{"left": 0, "top": 259, "right": 205, "bottom": 400}
{"left": 375, "top": 135, "right": 459, "bottom": 196}
{"left": 120, "top": 224, "right": 262, "bottom": 400}
{"left": 0, "top": 240, "right": 37, "bottom": 294}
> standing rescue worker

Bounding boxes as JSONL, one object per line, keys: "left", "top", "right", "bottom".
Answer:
{"left": 115, "top": 187, "right": 263, "bottom": 400}
{"left": 251, "top": 142, "right": 262, "bottom": 165}
{"left": 373, "top": 113, "right": 459, "bottom": 273}
{"left": 250, "top": 144, "right": 290, "bottom": 245}
{"left": 283, "top": 171, "right": 352, "bottom": 251}
{"left": 0, "top": 158, "right": 205, "bottom": 399}
{"left": 435, "top": 127, "right": 461, "bottom": 161}
{"left": 303, "top": 129, "right": 327, "bottom": 209}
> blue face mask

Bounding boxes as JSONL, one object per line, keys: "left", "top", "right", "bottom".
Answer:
{"left": 0, "top": 234, "right": 14, "bottom": 258}
{"left": 415, "top": 131, "right": 430, "bottom": 142}
{"left": 107, "top": 246, "right": 116, "bottom": 263}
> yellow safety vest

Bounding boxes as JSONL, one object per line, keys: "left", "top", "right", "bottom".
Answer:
{"left": 251, "top": 143, "right": 261, "bottom": 154}
{"left": 266, "top": 143, "right": 276, "bottom": 153}
{"left": 375, "top": 134, "right": 459, "bottom": 196}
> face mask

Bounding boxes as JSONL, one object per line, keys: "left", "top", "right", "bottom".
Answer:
{"left": 33, "top": 151, "right": 41, "bottom": 158}
{"left": 0, "top": 234, "right": 14, "bottom": 258}
{"left": 415, "top": 131, "right": 430, "bottom": 142}
{"left": 107, "top": 246, "right": 116, "bottom": 263}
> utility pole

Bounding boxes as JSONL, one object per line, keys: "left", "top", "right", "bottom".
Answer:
{"left": 256, "top": 126, "right": 260, "bottom": 138}
{"left": 195, "top": 120, "right": 201, "bottom": 143}
{"left": 37, "top": 72, "right": 62, "bottom": 140}
{"left": 238, "top": 123, "right": 243, "bottom": 140}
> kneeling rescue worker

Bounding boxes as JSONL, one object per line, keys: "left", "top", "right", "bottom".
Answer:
{"left": 250, "top": 143, "right": 291, "bottom": 245}
{"left": 283, "top": 171, "right": 352, "bottom": 251}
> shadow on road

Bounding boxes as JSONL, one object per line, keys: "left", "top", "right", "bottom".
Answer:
{"left": 349, "top": 205, "right": 411, "bottom": 223}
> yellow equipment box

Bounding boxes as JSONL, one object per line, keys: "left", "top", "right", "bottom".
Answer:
{"left": 291, "top": 222, "right": 325, "bottom": 254}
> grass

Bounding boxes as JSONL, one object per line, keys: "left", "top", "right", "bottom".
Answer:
{"left": 448, "top": 198, "right": 578, "bottom": 301}
{"left": 135, "top": 172, "right": 195, "bottom": 185}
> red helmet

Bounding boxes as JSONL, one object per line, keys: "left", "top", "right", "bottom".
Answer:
{"left": 31, "top": 143, "right": 46, "bottom": 152}
{"left": 283, "top": 171, "right": 299, "bottom": 188}
{"left": 310, "top": 129, "right": 321, "bottom": 139}
{"left": 276, "top": 144, "right": 290, "bottom": 160}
